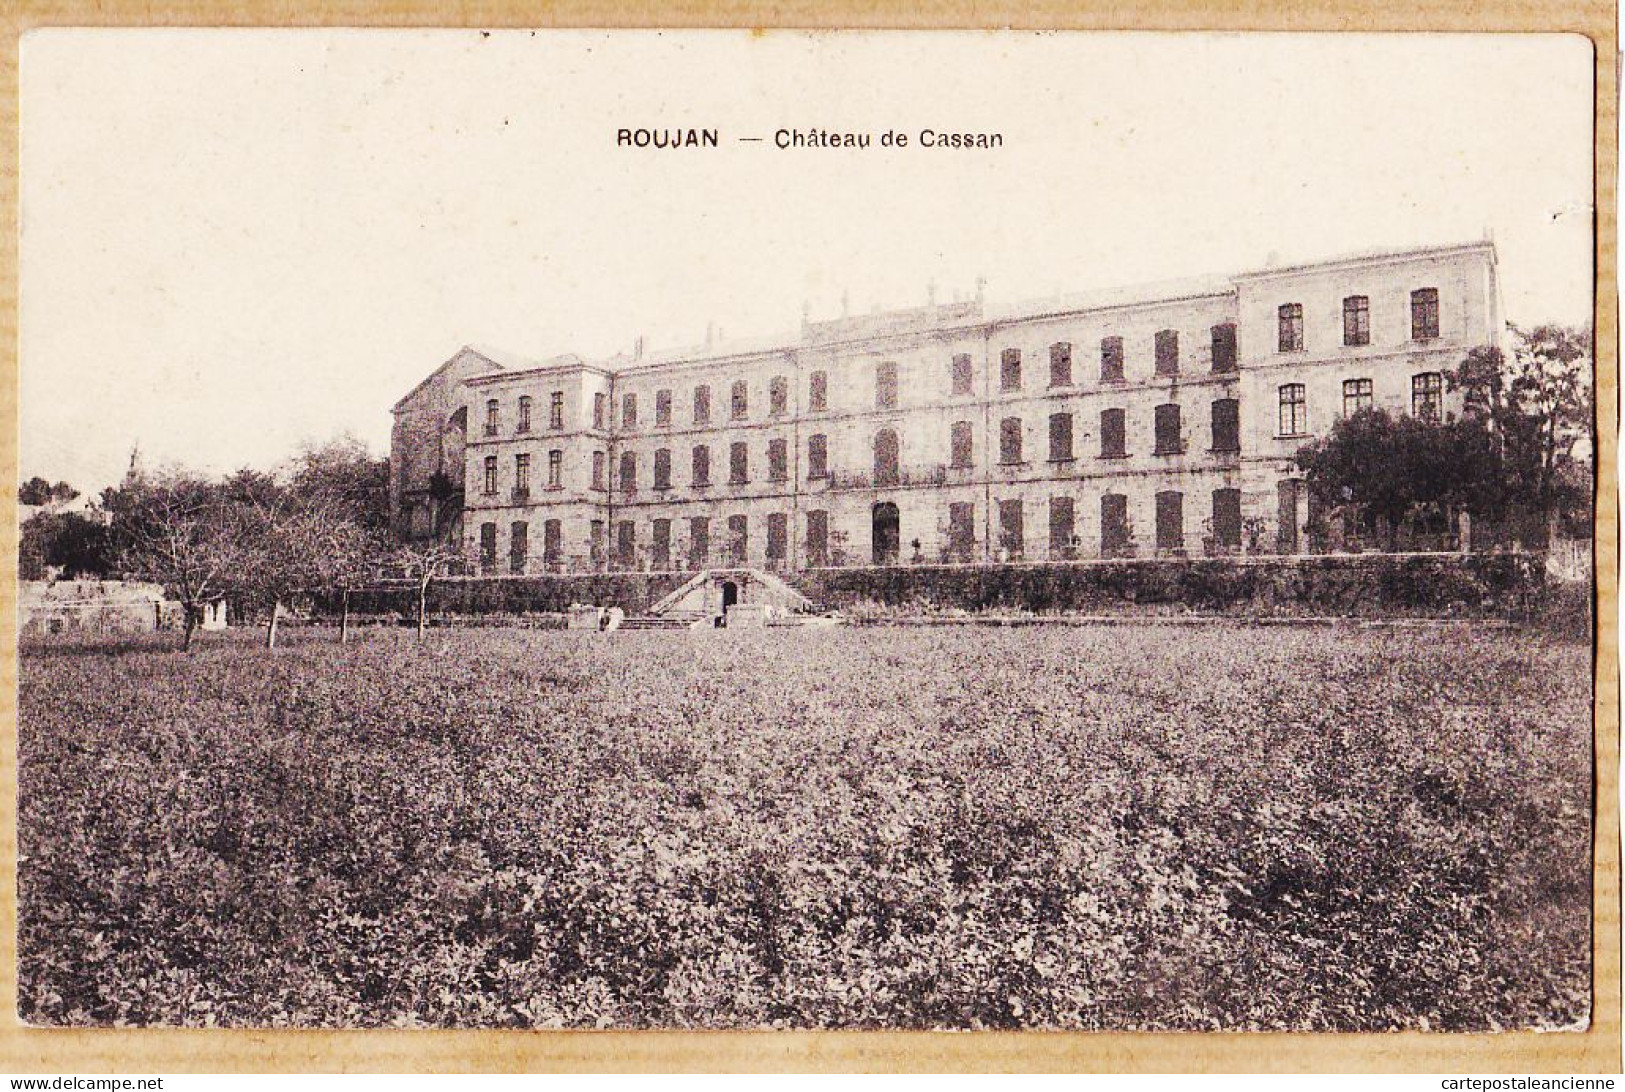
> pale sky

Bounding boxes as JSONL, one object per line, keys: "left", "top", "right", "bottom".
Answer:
{"left": 19, "top": 30, "right": 1595, "bottom": 495}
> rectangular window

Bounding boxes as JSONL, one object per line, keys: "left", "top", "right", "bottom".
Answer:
{"left": 809, "top": 370, "right": 828, "bottom": 412}
{"left": 947, "top": 502, "right": 975, "bottom": 562}
{"left": 621, "top": 393, "right": 637, "bottom": 429}
{"left": 592, "top": 392, "right": 605, "bottom": 430}
{"left": 1211, "top": 323, "right": 1237, "bottom": 373}
{"left": 807, "top": 434, "right": 828, "bottom": 478}
{"left": 999, "top": 417, "right": 1023, "bottom": 464}
{"left": 1412, "top": 372, "right": 1443, "bottom": 421}
{"left": 1210, "top": 399, "right": 1240, "bottom": 453}
{"left": 1211, "top": 488, "right": 1242, "bottom": 550}
{"left": 770, "top": 376, "right": 788, "bottom": 416}
{"left": 951, "top": 353, "right": 974, "bottom": 396}
{"left": 1155, "top": 490, "right": 1184, "bottom": 551}
{"left": 727, "top": 514, "right": 748, "bottom": 563}
{"left": 730, "top": 380, "right": 748, "bottom": 420}
{"left": 1343, "top": 378, "right": 1373, "bottom": 417}
{"left": 1411, "top": 288, "right": 1440, "bottom": 341}
{"left": 998, "top": 499, "right": 1024, "bottom": 558}
{"left": 1049, "top": 342, "right": 1073, "bottom": 387}
{"left": 766, "top": 512, "right": 788, "bottom": 561}
{"left": 483, "top": 455, "right": 498, "bottom": 495}
{"left": 1278, "top": 384, "right": 1307, "bottom": 436}
{"left": 589, "top": 521, "right": 605, "bottom": 564}
{"left": 1154, "top": 330, "right": 1179, "bottom": 377}
{"left": 689, "top": 517, "right": 710, "bottom": 565}
{"left": 653, "top": 448, "right": 672, "bottom": 490}
{"left": 1100, "top": 408, "right": 1127, "bottom": 458}
{"left": 1101, "top": 494, "right": 1130, "bottom": 555}
{"left": 517, "top": 396, "right": 532, "bottom": 432}
{"left": 729, "top": 441, "right": 748, "bottom": 484}
{"left": 694, "top": 385, "right": 711, "bottom": 425}
{"left": 514, "top": 453, "right": 531, "bottom": 496}
{"left": 485, "top": 399, "right": 499, "bottom": 437}
{"left": 591, "top": 450, "right": 606, "bottom": 489}
{"left": 549, "top": 392, "right": 564, "bottom": 430}
{"left": 950, "top": 421, "right": 973, "bottom": 468}
{"left": 1049, "top": 496, "right": 1076, "bottom": 555}
{"left": 479, "top": 522, "right": 498, "bottom": 573}
{"left": 615, "top": 521, "right": 635, "bottom": 568}
{"left": 1100, "top": 336, "right": 1125, "bottom": 382}
{"left": 692, "top": 445, "right": 711, "bottom": 488}
{"left": 1278, "top": 303, "right": 1304, "bottom": 352}
{"left": 547, "top": 449, "right": 562, "bottom": 488}
{"left": 619, "top": 451, "right": 637, "bottom": 492}
{"left": 1154, "top": 403, "right": 1183, "bottom": 455}
{"left": 652, "top": 519, "right": 672, "bottom": 568}
{"left": 806, "top": 509, "right": 829, "bottom": 565}
{"left": 1048, "top": 412, "right": 1074, "bottom": 461}
{"left": 510, "top": 521, "right": 528, "bottom": 574}
{"left": 655, "top": 389, "right": 673, "bottom": 426}
{"left": 876, "top": 361, "right": 898, "bottom": 409}
{"left": 543, "top": 519, "right": 562, "bottom": 563}
{"left": 1277, "top": 479, "right": 1302, "bottom": 552}
{"left": 1000, "top": 348, "right": 1021, "bottom": 391}
{"left": 1343, "top": 296, "right": 1370, "bottom": 347}
{"left": 768, "top": 437, "right": 788, "bottom": 482}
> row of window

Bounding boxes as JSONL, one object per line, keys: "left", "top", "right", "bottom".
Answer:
{"left": 475, "top": 488, "right": 1244, "bottom": 573}
{"left": 477, "top": 292, "right": 1443, "bottom": 438}
{"left": 1275, "top": 371, "right": 1443, "bottom": 437}
{"left": 1277, "top": 288, "right": 1440, "bottom": 353}
{"left": 480, "top": 371, "right": 1447, "bottom": 497}
{"left": 476, "top": 327, "right": 1246, "bottom": 439}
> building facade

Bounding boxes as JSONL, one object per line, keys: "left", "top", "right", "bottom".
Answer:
{"left": 390, "top": 241, "right": 1502, "bottom": 574}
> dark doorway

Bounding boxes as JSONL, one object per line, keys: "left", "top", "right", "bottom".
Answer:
{"left": 721, "top": 581, "right": 739, "bottom": 612}
{"left": 872, "top": 502, "right": 901, "bottom": 564}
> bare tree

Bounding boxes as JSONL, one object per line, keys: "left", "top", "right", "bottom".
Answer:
{"left": 108, "top": 475, "right": 248, "bottom": 650}
{"left": 388, "top": 542, "right": 466, "bottom": 640}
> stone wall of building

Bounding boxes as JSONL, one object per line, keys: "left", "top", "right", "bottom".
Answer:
{"left": 388, "top": 242, "right": 1503, "bottom": 573}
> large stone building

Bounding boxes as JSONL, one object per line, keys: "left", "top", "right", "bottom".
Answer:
{"left": 390, "top": 241, "right": 1502, "bottom": 574}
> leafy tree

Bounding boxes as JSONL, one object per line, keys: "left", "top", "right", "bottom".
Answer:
{"left": 1449, "top": 325, "right": 1593, "bottom": 529}
{"left": 19, "top": 511, "right": 113, "bottom": 580}
{"left": 19, "top": 477, "right": 80, "bottom": 506}
{"left": 1295, "top": 409, "right": 1503, "bottom": 549}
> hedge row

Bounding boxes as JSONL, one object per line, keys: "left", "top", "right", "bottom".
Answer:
{"left": 342, "top": 572, "right": 685, "bottom": 618}
{"left": 795, "top": 553, "right": 1546, "bottom": 618}
{"left": 337, "top": 554, "right": 1545, "bottom": 620}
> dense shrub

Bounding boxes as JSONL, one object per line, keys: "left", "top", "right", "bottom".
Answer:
{"left": 801, "top": 554, "right": 1545, "bottom": 619}
{"left": 18, "top": 625, "right": 1591, "bottom": 1029}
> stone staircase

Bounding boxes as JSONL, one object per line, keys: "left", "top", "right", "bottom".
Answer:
{"left": 617, "top": 609, "right": 712, "bottom": 632}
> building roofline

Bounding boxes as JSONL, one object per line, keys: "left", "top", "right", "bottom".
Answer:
{"left": 1231, "top": 240, "right": 1497, "bottom": 283}
{"left": 406, "top": 239, "right": 1496, "bottom": 390}
{"left": 391, "top": 346, "right": 506, "bottom": 413}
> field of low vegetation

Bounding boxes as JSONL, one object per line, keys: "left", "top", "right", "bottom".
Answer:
{"left": 19, "top": 624, "right": 1592, "bottom": 1030}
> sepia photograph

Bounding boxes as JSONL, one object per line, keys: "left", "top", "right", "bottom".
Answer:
{"left": 13, "top": 28, "right": 1602, "bottom": 1041}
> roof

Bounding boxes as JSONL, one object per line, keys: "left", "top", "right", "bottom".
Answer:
{"left": 1232, "top": 240, "right": 1496, "bottom": 282}
{"left": 989, "top": 273, "right": 1237, "bottom": 324}
{"left": 390, "top": 346, "right": 507, "bottom": 413}
{"left": 411, "top": 238, "right": 1496, "bottom": 385}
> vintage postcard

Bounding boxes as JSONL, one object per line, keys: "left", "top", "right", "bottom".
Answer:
{"left": 7, "top": 24, "right": 1615, "bottom": 1071}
